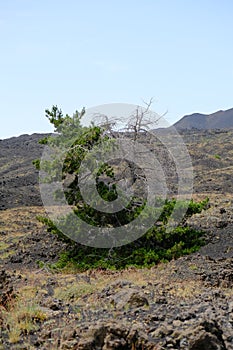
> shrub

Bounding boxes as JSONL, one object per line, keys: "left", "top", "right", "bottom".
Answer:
{"left": 39, "top": 197, "right": 208, "bottom": 271}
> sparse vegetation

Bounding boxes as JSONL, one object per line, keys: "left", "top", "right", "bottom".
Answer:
{"left": 54, "top": 282, "right": 95, "bottom": 301}
{"left": 4, "top": 299, "right": 46, "bottom": 344}
{"left": 214, "top": 154, "right": 221, "bottom": 159}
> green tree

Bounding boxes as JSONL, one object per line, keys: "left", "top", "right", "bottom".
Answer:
{"left": 35, "top": 105, "right": 209, "bottom": 271}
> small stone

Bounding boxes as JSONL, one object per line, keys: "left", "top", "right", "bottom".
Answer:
{"left": 173, "top": 320, "right": 182, "bottom": 327}
{"left": 110, "top": 288, "right": 149, "bottom": 310}
{"left": 150, "top": 324, "right": 173, "bottom": 338}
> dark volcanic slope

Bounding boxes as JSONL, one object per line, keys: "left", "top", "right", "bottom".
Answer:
{"left": 181, "top": 129, "right": 233, "bottom": 196}
{"left": 1, "top": 128, "right": 233, "bottom": 210}
{"left": 0, "top": 133, "right": 50, "bottom": 209}
{"left": 174, "top": 107, "right": 233, "bottom": 130}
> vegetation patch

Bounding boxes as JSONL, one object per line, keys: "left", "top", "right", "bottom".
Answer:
{"left": 4, "top": 300, "right": 46, "bottom": 344}
{"left": 43, "top": 198, "right": 207, "bottom": 271}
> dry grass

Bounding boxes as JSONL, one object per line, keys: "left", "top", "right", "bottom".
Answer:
{"left": 6, "top": 300, "right": 47, "bottom": 344}
{"left": 0, "top": 242, "right": 10, "bottom": 250}
{"left": 1, "top": 274, "right": 47, "bottom": 345}
{"left": 168, "top": 280, "right": 203, "bottom": 299}
{"left": 54, "top": 281, "right": 95, "bottom": 301}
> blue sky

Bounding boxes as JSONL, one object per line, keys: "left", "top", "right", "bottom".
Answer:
{"left": 1, "top": 0, "right": 233, "bottom": 138}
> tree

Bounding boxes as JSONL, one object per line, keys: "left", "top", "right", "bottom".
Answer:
{"left": 36, "top": 104, "right": 208, "bottom": 270}
{"left": 125, "top": 98, "right": 161, "bottom": 140}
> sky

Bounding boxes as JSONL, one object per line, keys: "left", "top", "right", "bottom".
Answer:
{"left": 0, "top": 0, "right": 233, "bottom": 139}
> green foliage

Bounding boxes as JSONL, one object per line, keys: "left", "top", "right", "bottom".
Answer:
{"left": 38, "top": 137, "right": 49, "bottom": 145}
{"left": 214, "top": 154, "right": 221, "bottom": 159}
{"left": 45, "top": 197, "right": 208, "bottom": 271}
{"left": 32, "top": 159, "right": 40, "bottom": 170}
{"left": 50, "top": 227, "right": 205, "bottom": 271}
{"left": 45, "top": 105, "right": 65, "bottom": 130}
{"left": 35, "top": 105, "right": 209, "bottom": 271}
{"left": 36, "top": 215, "right": 72, "bottom": 243}
{"left": 184, "top": 197, "right": 209, "bottom": 216}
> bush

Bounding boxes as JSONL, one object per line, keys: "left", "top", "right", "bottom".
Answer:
{"left": 38, "top": 197, "right": 208, "bottom": 271}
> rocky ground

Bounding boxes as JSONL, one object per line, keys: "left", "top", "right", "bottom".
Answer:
{"left": 0, "top": 129, "right": 233, "bottom": 349}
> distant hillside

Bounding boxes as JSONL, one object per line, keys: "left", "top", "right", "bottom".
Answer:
{"left": 1, "top": 129, "right": 233, "bottom": 212}
{"left": 0, "top": 133, "right": 50, "bottom": 209}
{"left": 173, "top": 107, "right": 233, "bottom": 130}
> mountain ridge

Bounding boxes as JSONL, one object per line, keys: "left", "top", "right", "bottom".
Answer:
{"left": 173, "top": 107, "right": 233, "bottom": 130}
{"left": 1, "top": 107, "right": 233, "bottom": 141}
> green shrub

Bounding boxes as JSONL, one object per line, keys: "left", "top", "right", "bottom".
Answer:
{"left": 42, "top": 197, "right": 208, "bottom": 271}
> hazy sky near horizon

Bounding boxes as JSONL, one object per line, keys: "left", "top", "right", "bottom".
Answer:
{"left": 1, "top": 0, "right": 233, "bottom": 139}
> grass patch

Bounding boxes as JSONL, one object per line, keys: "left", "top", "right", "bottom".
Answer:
{"left": 0, "top": 242, "right": 10, "bottom": 250}
{"left": 3, "top": 297, "right": 47, "bottom": 344}
{"left": 214, "top": 154, "right": 221, "bottom": 159}
{"left": 0, "top": 250, "right": 15, "bottom": 259}
{"left": 54, "top": 282, "right": 95, "bottom": 301}
{"left": 168, "top": 280, "right": 203, "bottom": 299}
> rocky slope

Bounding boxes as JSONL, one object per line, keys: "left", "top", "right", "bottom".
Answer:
{"left": 1, "top": 210, "right": 233, "bottom": 349}
{"left": 1, "top": 129, "right": 233, "bottom": 209}
{"left": 0, "top": 129, "right": 233, "bottom": 349}
{"left": 0, "top": 133, "right": 50, "bottom": 210}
